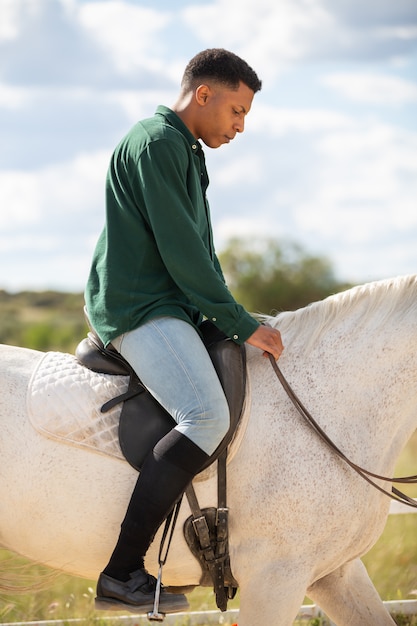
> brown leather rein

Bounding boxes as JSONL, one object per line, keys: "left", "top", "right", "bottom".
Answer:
{"left": 269, "top": 354, "right": 417, "bottom": 509}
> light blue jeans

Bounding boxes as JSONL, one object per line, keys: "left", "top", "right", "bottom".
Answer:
{"left": 112, "top": 317, "right": 230, "bottom": 455}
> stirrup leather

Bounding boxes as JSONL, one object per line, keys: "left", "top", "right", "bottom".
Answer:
{"left": 183, "top": 450, "right": 238, "bottom": 612}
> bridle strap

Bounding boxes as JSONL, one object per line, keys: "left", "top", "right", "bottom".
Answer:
{"left": 269, "top": 354, "right": 417, "bottom": 509}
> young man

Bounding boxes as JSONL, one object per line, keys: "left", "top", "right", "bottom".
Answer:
{"left": 85, "top": 48, "right": 283, "bottom": 614}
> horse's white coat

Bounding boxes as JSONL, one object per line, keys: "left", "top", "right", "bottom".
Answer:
{"left": 1, "top": 276, "right": 417, "bottom": 625}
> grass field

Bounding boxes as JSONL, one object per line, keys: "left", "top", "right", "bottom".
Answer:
{"left": 1, "top": 434, "right": 416, "bottom": 625}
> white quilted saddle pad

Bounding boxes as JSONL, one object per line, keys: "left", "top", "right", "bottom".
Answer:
{"left": 27, "top": 351, "right": 128, "bottom": 461}
{"left": 27, "top": 351, "right": 250, "bottom": 478}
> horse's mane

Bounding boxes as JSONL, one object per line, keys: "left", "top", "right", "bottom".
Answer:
{"left": 261, "top": 275, "right": 417, "bottom": 352}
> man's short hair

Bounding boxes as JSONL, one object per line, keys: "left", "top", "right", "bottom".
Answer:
{"left": 181, "top": 48, "right": 262, "bottom": 93}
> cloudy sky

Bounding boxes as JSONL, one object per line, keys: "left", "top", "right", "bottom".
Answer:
{"left": 1, "top": 0, "right": 416, "bottom": 293}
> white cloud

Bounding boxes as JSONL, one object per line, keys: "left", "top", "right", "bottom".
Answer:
{"left": 0, "top": 234, "right": 65, "bottom": 253}
{"left": 0, "top": 235, "right": 93, "bottom": 292}
{"left": 325, "top": 0, "right": 417, "bottom": 29}
{"left": 0, "top": 83, "right": 30, "bottom": 108}
{"left": 215, "top": 216, "right": 282, "bottom": 249}
{"left": 0, "top": 151, "right": 109, "bottom": 231}
{"left": 212, "top": 153, "right": 263, "bottom": 187}
{"left": 78, "top": 1, "right": 172, "bottom": 77}
{"left": 0, "top": 150, "right": 109, "bottom": 290}
{"left": 322, "top": 72, "right": 417, "bottom": 105}
{"left": 111, "top": 89, "right": 176, "bottom": 123}
{"left": 0, "top": 0, "right": 172, "bottom": 89}
{"left": 182, "top": 0, "right": 334, "bottom": 79}
{"left": 250, "top": 105, "right": 354, "bottom": 135}
{"left": 182, "top": 0, "right": 417, "bottom": 76}
{"left": 207, "top": 103, "right": 417, "bottom": 282}
{"left": 0, "top": 170, "right": 41, "bottom": 227}
{"left": 41, "top": 150, "right": 109, "bottom": 213}
{"left": 293, "top": 121, "right": 417, "bottom": 245}
{"left": 0, "top": 0, "right": 22, "bottom": 40}
{"left": 375, "top": 26, "right": 417, "bottom": 40}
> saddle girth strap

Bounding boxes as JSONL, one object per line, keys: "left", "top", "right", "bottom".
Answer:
{"left": 184, "top": 449, "right": 238, "bottom": 612}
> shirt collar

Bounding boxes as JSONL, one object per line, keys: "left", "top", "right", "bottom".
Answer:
{"left": 155, "top": 105, "right": 201, "bottom": 155}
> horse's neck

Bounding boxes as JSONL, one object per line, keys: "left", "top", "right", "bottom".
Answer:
{"left": 263, "top": 286, "right": 417, "bottom": 472}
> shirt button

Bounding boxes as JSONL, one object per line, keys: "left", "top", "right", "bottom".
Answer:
{"left": 192, "top": 144, "right": 197, "bottom": 150}
{"left": 233, "top": 334, "right": 239, "bottom": 340}
{"left": 212, "top": 317, "right": 216, "bottom": 322}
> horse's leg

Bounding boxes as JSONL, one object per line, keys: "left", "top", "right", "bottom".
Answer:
{"left": 237, "top": 563, "right": 307, "bottom": 626}
{"left": 307, "top": 558, "right": 395, "bottom": 625}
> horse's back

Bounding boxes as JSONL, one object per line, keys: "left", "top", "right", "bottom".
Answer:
{"left": 1, "top": 343, "right": 43, "bottom": 372}
{"left": 0, "top": 344, "right": 44, "bottom": 412}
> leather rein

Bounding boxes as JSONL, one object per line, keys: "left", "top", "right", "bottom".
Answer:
{"left": 269, "top": 354, "right": 417, "bottom": 509}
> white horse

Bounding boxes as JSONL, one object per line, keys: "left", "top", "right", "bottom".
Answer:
{"left": 1, "top": 275, "right": 417, "bottom": 626}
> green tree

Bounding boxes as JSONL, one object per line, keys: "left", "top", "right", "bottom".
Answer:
{"left": 218, "top": 237, "right": 350, "bottom": 314}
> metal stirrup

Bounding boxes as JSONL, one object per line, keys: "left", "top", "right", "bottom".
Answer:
{"left": 147, "top": 498, "right": 183, "bottom": 622}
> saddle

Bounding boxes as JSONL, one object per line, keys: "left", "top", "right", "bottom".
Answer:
{"left": 75, "top": 319, "right": 245, "bottom": 611}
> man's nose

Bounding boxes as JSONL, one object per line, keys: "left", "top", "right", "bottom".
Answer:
{"left": 234, "top": 118, "right": 245, "bottom": 133}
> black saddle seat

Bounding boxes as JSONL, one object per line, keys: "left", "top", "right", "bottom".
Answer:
{"left": 75, "top": 320, "right": 246, "bottom": 473}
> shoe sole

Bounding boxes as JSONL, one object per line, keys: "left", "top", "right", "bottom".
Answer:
{"left": 95, "top": 596, "right": 189, "bottom": 614}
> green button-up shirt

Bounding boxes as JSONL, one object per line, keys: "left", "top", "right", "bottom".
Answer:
{"left": 85, "top": 106, "right": 260, "bottom": 347}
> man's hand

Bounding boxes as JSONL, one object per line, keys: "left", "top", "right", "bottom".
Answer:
{"left": 246, "top": 324, "right": 284, "bottom": 360}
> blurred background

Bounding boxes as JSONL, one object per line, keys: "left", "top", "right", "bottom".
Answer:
{"left": 0, "top": 0, "right": 416, "bottom": 294}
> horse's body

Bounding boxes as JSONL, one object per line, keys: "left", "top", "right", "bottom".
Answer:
{"left": 1, "top": 276, "right": 417, "bottom": 625}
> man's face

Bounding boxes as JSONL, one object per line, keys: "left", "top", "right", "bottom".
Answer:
{"left": 195, "top": 81, "right": 255, "bottom": 149}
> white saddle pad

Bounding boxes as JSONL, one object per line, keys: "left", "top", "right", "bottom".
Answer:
{"left": 27, "top": 351, "right": 128, "bottom": 461}
{"left": 27, "top": 350, "right": 250, "bottom": 479}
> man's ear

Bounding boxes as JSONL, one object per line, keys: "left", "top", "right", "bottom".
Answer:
{"left": 195, "top": 84, "right": 212, "bottom": 106}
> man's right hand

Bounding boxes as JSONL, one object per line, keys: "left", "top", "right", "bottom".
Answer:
{"left": 246, "top": 324, "right": 284, "bottom": 360}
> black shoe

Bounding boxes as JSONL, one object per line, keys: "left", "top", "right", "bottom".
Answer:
{"left": 95, "top": 569, "right": 189, "bottom": 614}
